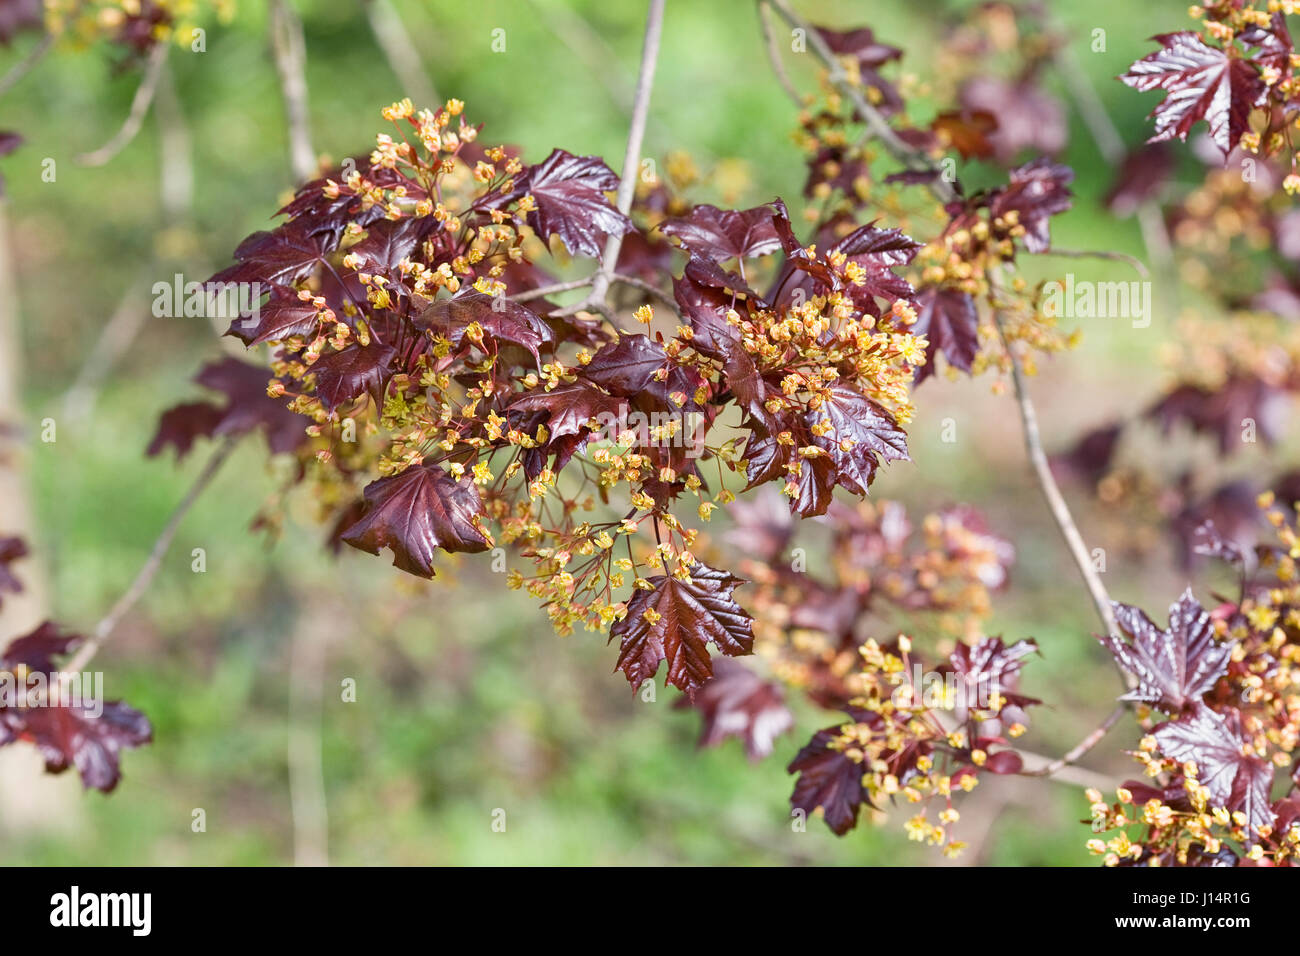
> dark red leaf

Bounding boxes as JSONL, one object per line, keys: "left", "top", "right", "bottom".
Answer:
{"left": 310, "top": 341, "right": 397, "bottom": 414}
{"left": 788, "top": 724, "right": 873, "bottom": 835}
{"left": 958, "top": 76, "right": 1066, "bottom": 164}
{"left": 484, "top": 149, "right": 634, "bottom": 259}
{"left": 1100, "top": 589, "right": 1234, "bottom": 712}
{"left": 226, "top": 285, "right": 323, "bottom": 347}
{"left": 146, "top": 401, "right": 225, "bottom": 460}
{"left": 194, "top": 358, "right": 304, "bottom": 455}
{"left": 989, "top": 158, "right": 1074, "bottom": 254}
{"left": 1152, "top": 703, "right": 1275, "bottom": 840}
{"left": 675, "top": 658, "right": 793, "bottom": 761}
{"left": 0, "top": 622, "right": 151, "bottom": 793}
{"left": 507, "top": 380, "right": 626, "bottom": 441}
{"left": 659, "top": 204, "right": 782, "bottom": 262}
{"left": 416, "top": 291, "right": 555, "bottom": 366}
{"left": 807, "top": 383, "right": 909, "bottom": 495}
{"left": 210, "top": 227, "right": 334, "bottom": 288}
{"left": 911, "top": 287, "right": 979, "bottom": 383}
{"left": 742, "top": 416, "right": 837, "bottom": 518}
{"left": 943, "top": 637, "right": 1040, "bottom": 721}
{"left": 340, "top": 462, "right": 491, "bottom": 578}
{"left": 1147, "top": 376, "right": 1286, "bottom": 455}
{"left": 1121, "top": 32, "right": 1265, "bottom": 156}
{"left": 611, "top": 561, "right": 754, "bottom": 695}
{"left": 1051, "top": 421, "right": 1123, "bottom": 486}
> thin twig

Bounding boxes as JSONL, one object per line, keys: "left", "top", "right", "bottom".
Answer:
{"left": 1033, "top": 247, "right": 1150, "bottom": 281}
{"left": 363, "top": 0, "right": 439, "bottom": 108}
{"left": 288, "top": 603, "right": 330, "bottom": 867}
{"left": 269, "top": 0, "right": 316, "bottom": 182}
{"left": 526, "top": 0, "right": 634, "bottom": 114}
{"left": 154, "top": 57, "right": 193, "bottom": 225}
{"left": 0, "top": 31, "right": 53, "bottom": 100}
{"left": 509, "top": 276, "right": 594, "bottom": 303}
{"left": 989, "top": 291, "right": 1126, "bottom": 665}
{"left": 75, "top": 41, "right": 169, "bottom": 166}
{"left": 1016, "top": 751, "right": 1119, "bottom": 793}
{"left": 758, "top": 1, "right": 801, "bottom": 108}
{"left": 611, "top": 272, "right": 680, "bottom": 315}
{"left": 556, "top": 0, "right": 665, "bottom": 318}
{"left": 64, "top": 436, "right": 239, "bottom": 674}
{"left": 761, "top": 0, "right": 956, "bottom": 205}
{"left": 60, "top": 272, "right": 152, "bottom": 423}
{"left": 1022, "top": 706, "right": 1127, "bottom": 779}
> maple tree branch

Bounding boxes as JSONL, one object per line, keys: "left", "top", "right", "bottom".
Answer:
{"left": 990, "top": 303, "right": 1125, "bottom": 662}
{"left": 1022, "top": 705, "right": 1127, "bottom": 779}
{"left": 509, "top": 277, "right": 594, "bottom": 303}
{"left": 761, "top": 0, "right": 957, "bottom": 205}
{"left": 611, "top": 273, "right": 680, "bottom": 315}
{"left": 64, "top": 436, "right": 239, "bottom": 675}
{"left": 527, "top": 0, "right": 635, "bottom": 114}
{"left": 269, "top": 0, "right": 316, "bottom": 182}
{"left": 288, "top": 602, "right": 330, "bottom": 867}
{"left": 363, "top": 0, "right": 439, "bottom": 108}
{"left": 556, "top": 0, "right": 664, "bottom": 318}
{"left": 0, "top": 31, "right": 53, "bottom": 100}
{"left": 1032, "top": 247, "right": 1150, "bottom": 281}
{"left": 75, "top": 41, "right": 168, "bottom": 167}
{"left": 758, "top": 1, "right": 801, "bottom": 108}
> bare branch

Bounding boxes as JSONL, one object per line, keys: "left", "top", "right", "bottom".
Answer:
{"left": 509, "top": 277, "right": 594, "bottom": 303}
{"left": 556, "top": 0, "right": 665, "bottom": 319}
{"left": 758, "top": 1, "right": 801, "bottom": 108}
{"left": 64, "top": 436, "right": 239, "bottom": 674}
{"left": 0, "top": 31, "right": 53, "bottom": 101}
{"left": 1033, "top": 247, "right": 1150, "bottom": 280}
{"left": 363, "top": 0, "right": 439, "bottom": 108}
{"left": 1016, "top": 750, "right": 1120, "bottom": 793}
{"left": 1022, "top": 706, "right": 1127, "bottom": 779}
{"left": 989, "top": 293, "right": 1129, "bottom": 680}
{"left": 526, "top": 0, "right": 634, "bottom": 114}
{"left": 154, "top": 58, "right": 194, "bottom": 225}
{"left": 75, "top": 41, "right": 169, "bottom": 167}
{"left": 269, "top": 0, "right": 316, "bottom": 182}
{"left": 611, "top": 272, "right": 679, "bottom": 316}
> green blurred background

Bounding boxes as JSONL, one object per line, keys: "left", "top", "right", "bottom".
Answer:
{"left": 0, "top": 0, "right": 1270, "bottom": 865}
